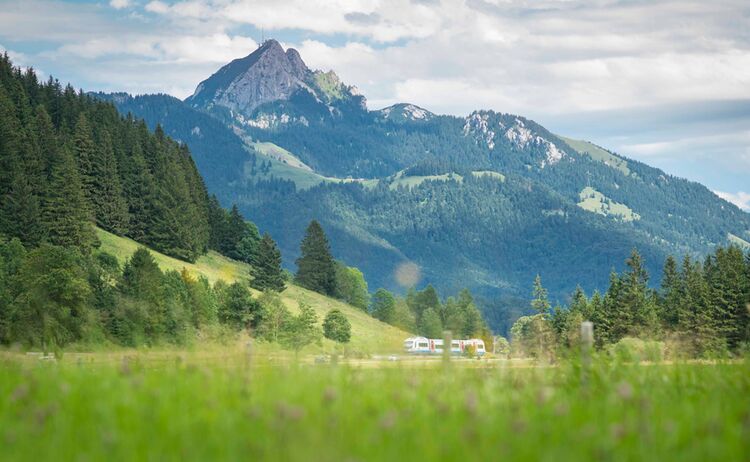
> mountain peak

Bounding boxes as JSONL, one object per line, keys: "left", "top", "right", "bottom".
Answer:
{"left": 185, "top": 39, "right": 365, "bottom": 127}
{"left": 185, "top": 39, "right": 313, "bottom": 117}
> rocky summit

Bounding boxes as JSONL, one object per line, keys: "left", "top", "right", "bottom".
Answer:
{"left": 186, "top": 39, "right": 362, "bottom": 128}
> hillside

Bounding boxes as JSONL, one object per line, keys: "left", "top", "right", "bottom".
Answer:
{"left": 94, "top": 42, "right": 750, "bottom": 334}
{"left": 96, "top": 228, "right": 410, "bottom": 353}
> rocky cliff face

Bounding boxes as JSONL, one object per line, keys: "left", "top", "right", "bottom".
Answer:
{"left": 186, "top": 39, "right": 363, "bottom": 127}
{"left": 186, "top": 40, "right": 312, "bottom": 116}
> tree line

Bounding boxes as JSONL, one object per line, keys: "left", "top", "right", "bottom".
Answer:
{"left": 511, "top": 246, "right": 750, "bottom": 358}
{"left": 0, "top": 53, "right": 285, "bottom": 268}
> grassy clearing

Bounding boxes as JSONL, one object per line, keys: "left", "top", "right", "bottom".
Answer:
{"left": 728, "top": 233, "right": 750, "bottom": 250}
{"left": 247, "top": 144, "right": 379, "bottom": 191}
{"left": 96, "top": 228, "right": 409, "bottom": 353}
{"left": 1, "top": 356, "right": 747, "bottom": 461}
{"left": 578, "top": 187, "right": 641, "bottom": 222}
{"left": 560, "top": 136, "right": 631, "bottom": 176}
{"left": 250, "top": 141, "right": 313, "bottom": 171}
{"left": 97, "top": 228, "right": 250, "bottom": 285}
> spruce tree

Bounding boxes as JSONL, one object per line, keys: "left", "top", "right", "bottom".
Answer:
{"left": 294, "top": 220, "right": 336, "bottom": 296}
{"left": 531, "top": 275, "right": 550, "bottom": 315}
{"left": 250, "top": 233, "right": 286, "bottom": 292}
{"left": 72, "top": 113, "right": 96, "bottom": 205}
{"left": 42, "top": 144, "right": 97, "bottom": 251}
{"left": 0, "top": 86, "right": 24, "bottom": 237}
{"left": 624, "top": 249, "right": 658, "bottom": 336}
{"left": 660, "top": 255, "right": 681, "bottom": 329}
{"left": 91, "top": 128, "right": 129, "bottom": 234}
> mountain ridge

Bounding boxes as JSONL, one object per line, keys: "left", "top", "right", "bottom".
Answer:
{"left": 94, "top": 42, "right": 750, "bottom": 333}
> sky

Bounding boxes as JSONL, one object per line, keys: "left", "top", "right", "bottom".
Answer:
{"left": 1, "top": 0, "right": 748, "bottom": 210}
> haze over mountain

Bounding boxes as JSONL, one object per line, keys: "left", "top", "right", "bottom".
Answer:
{"left": 97, "top": 40, "right": 750, "bottom": 332}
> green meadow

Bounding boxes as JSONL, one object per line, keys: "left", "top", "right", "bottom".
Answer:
{"left": 1, "top": 354, "right": 747, "bottom": 461}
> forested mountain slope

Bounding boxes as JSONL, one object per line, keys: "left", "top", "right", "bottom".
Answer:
{"left": 0, "top": 54, "right": 212, "bottom": 261}
{"left": 95, "top": 41, "right": 750, "bottom": 331}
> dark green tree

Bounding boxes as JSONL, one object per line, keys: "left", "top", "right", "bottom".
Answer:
{"left": 42, "top": 144, "right": 97, "bottom": 251}
{"left": 217, "top": 282, "right": 263, "bottom": 330}
{"left": 250, "top": 233, "right": 286, "bottom": 292}
{"left": 72, "top": 113, "right": 96, "bottom": 205}
{"left": 90, "top": 128, "right": 129, "bottom": 233}
{"left": 660, "top": 255, "right": 681, "bottom": 329}
{"left": 531, "top": 275, "right": 550, "bottom": 315}
{"left": 11, "top": 245, "right": 93, "bottom": 351}
{"left": 295, "top": 220, "right": 336, "bottom": 296}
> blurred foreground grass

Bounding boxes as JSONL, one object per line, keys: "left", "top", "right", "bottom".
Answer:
{"left": 1, "top": 353, "right": 748, "bottom": 461}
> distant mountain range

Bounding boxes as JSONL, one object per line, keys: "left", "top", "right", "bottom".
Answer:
{"left": 94, "top": 39, "right": 750, "bottom": 333}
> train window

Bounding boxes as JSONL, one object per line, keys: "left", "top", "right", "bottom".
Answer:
{"left": 418, "top": 342, "right": 429, "bottom": 348}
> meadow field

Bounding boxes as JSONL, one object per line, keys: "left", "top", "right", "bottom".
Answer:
{"left": 1, "top": 352, "right": 748, "bottom": 461}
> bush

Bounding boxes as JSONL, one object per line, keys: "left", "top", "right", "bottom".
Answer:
{"left": 609, "top": 337, "right": 665, "bottom": 363}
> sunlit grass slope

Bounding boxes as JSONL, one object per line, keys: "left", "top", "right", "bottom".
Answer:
{"left": 96, "top": 228, "right": 409, "bottom": 353}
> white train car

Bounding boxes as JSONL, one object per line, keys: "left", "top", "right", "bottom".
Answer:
{"left": 403, "top": 337, "right": 486, "bottom": 356}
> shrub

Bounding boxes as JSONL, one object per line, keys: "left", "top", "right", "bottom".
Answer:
{"left": 609, "top": 337, "right": 665, "bottom": 363}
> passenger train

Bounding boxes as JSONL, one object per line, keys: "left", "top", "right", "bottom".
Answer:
{"left": 403, "top": 337, "right": 486, "bottom": 356}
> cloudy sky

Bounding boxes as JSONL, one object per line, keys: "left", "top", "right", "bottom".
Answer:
{"left": 1, "top": 0, "right": 748, "bottom": 210}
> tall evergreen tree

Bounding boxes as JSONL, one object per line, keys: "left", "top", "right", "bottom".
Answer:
{"left": 72, "top": 113, "right": 96, "bottom": 206}
{"left": 294, "top": 220, "right": 336, "bottom": 296}
{"left": 90, "top": 128, "right": 129, "bottom": 233}
{"left": 42, "top": 144, "right": 96, "bottom": 251}
{"left": 531, "top": 275, "right": 550, "bottom": 315}
{"left": 622, "top": 249, "right": 658, "bottom": 337}
{"left": 250, "top": 233, "right": 286, "bottom": 292}
{"left": 660, "top": 255, "right": 681, "bottom": 329}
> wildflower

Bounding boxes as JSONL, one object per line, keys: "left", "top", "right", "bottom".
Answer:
{"left": 323, "top": 386, "right": 338, "bottom": 405}
{"left": 379, "top": 410, "right": 398, "bottom": 430}
{"left": 276, "top": 402, "right": 305, "bottom": 422}
{"left": 464, "top": 390, "right": 478, "bottom": 416}
{"left": 536, "top": 387, "right": 554, "bottom": 405}
{"left": 10, "top": 384, "right": 29, "bottom": 403}
{"left": 616, "top": 381, "right": 633, "bottom": 400}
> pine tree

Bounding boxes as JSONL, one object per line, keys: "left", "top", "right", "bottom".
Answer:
{"left": 531, "top": 275, "right": 550, "bottom": 315}
{"left": 42, "top": 144, "right": 97, "bottom": 251}
{"left": 294, "top": 220, "right": 336, "bottom": 296}
{"left": 623, "top": 249, "right": 658, "bottom": 336}
{"left": 0, "top": 85, "right": 25, "bottom": 237}
{"left": 72, "top": 113, "right": 96, "bottom": 206}
{"left": 250, "top": 233, "right": 286, "bottom": 292}
{"left": 90, "top": 128, "right": 129, "bottom": 233}
{"left": 660, "top": 255, "right": 681, "bottom": 329}
{"left": 5, "top": 171, "right": 44, "bottom": 246}
{"left": 680, "top": 256, "right": 717, "bottom": 356}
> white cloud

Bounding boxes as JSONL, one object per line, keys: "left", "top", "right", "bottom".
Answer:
{"left": 110, "top": 0, "right": 132, "bottom": 9}
{"left": 715, "top": 191, "right": 750, "bottom": 211}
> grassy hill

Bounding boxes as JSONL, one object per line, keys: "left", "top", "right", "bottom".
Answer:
{"left": 96, "top": 228, "right": 410, "bottom": 353}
